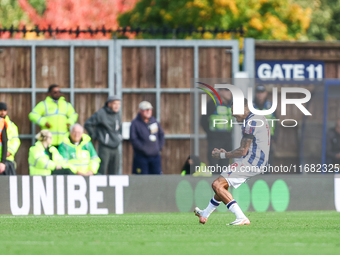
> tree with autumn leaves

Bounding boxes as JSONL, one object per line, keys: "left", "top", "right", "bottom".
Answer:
{"left": 118, "top": 0, "right": 312, "bottom": 40}
{"left": 18, "top": 0, "right": 138, "bottom": 39}
{"left": 0, "top": 0, "right": 138, "bottom": 39}
{"left": 0, "top": 0, "right": 328, "bottom": 41}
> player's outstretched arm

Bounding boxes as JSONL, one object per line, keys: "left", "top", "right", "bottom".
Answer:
{"left": 212, "top": 137, "right": 252, "bottom": 159}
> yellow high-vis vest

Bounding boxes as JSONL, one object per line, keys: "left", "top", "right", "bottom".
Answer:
{"left": 28, "top": 141, "right": 72, "bottom": 175}
{"left": 5, "top": 115, "right": 20, "bottom": 162}
{"left": 29, "top": 96, "right": 78, "bottom": 146}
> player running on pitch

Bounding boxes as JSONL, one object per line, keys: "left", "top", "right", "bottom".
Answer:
{"left": 195, "top": 99, "right": 270, "bottom": 225}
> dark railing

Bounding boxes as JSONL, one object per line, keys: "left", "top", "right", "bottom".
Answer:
{"left": 0, "top": 25, "right": 244, "bottom": 38}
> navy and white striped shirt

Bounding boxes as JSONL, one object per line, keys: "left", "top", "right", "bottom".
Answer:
{"left": 241, "top": 113, "right": 270, "bottom": 167}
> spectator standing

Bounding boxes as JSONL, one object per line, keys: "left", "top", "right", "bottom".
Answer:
{"left": 29, "top": 84, "right": 78, "bottom": 148}
{"left": 0, "top": 115, "right": 8, "bottom": 175}
{"left": 130, "top": 101, "right": 165, "bottom": 174}
{"left": 59, "top": 124, "right": 100, "bottom": 176}
{"left": 29, "top": 130, "right": 74, "bottom": 175}
{"left": 85, "top": 96, "right": 122, "bottom": 175}
{"left": 200, "top": 88, "right": 233, "bottom": 167}
{"left": 0, "top": 102, "right": 20, "bottom": 175}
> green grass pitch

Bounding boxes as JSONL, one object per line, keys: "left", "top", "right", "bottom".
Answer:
{"left": 0, "top": 211, "right": 339, "bottom": 255}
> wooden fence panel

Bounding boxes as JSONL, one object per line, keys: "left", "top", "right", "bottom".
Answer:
{"left": 15, "top": 139, "right": 31, "bottom": 175}
{"left": 74, "top": 47, "right": 108, "bottom": 88}
{"left": 0, "top": 93, "right": 32, "bottom": 134}
{"left": 122, "top": 47, "right": 156, "bottom": 88}
{"left": 35, "top": 47, "right": 70, "bottom": 88}
{"left": 123, "top": 141, "right": 133, "bottom": 175}
{"left": 74, "top": 93, "right": 108, "bottom": 126}
{"left": 162, "top": 139, "right": 190, "bottom": 174}
{"left": 0, "top": 47, "right": 31, "bottom": 88}
{"left": 161, "top": 93, "right": 190, "bottom": 134}
{"left": 161, "top": 47, "right": 193, "bottom": 88}
{"left": 199, "top": 48, "right": 232, "bottom": 78}
{"left": 255, "top": 41, "right": 340, "bottom": 62}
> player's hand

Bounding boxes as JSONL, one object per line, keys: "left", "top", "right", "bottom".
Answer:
{"left": 336, "top": 153, "right": 340, "bottom": 159}
{"left": 55, "top": 165, "right": 62, "bottom": 170}
{"left": 212, "top": 149, "right": 221, "bottom": 159}
{"left": 86, "top": 171, "right": 94, "bottom": 176}
{"left": 0, "top": 163, "right": 6, "bottom": 173}
{"left": 45, "top": 122, "right": 51, "bottom": 128}
{"left": 6, "top": 152, "right": 11, "bottom": 157}
{"left": 67, "top": 123, "right": 70, "bottom": 129}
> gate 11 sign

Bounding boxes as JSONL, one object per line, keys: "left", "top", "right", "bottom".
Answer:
{"left": 256, "top": 61, "right": 324, "bottom": 81}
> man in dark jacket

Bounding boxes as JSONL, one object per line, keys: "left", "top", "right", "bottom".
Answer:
{"left": 326, "top": 119, "right": 340, "bottom": 165}
{"left": 85, "top": 96, "right": 122, "bottom": 175}
{"left": 130, "top": 101, "right": 165, "bottom": 174}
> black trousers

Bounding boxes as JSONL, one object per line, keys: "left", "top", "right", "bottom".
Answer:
{"left": 98, "top": 144, "right": 120, "bottom": 175}
{"left": 51, "top": 168, "right": 74, "bottom": 175}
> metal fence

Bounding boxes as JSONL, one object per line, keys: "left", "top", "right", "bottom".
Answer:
{"left": 0, "top": 38, "right": 255, "bottom": 174}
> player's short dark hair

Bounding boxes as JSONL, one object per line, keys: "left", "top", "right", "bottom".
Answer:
{"left": 48, "top": 84, "right": 59, "bottom": 93}
{"left": 231, "top": 98, "right": 248, "bottom": 106}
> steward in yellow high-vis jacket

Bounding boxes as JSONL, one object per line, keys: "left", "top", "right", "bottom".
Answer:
{"left": 29, "top": 130, "right": 75, "bottom": 175}
{"left": 58, "top": 124, "right": 100, "bottom": 176}
{"left": 4, "top": 115, "right": 20, "bottom": 163}
{"left": 0, "top": 102, "right": 18, "bottom": 175}
{"left": 28, "top": 85, "right": 78, "bottom": 147}
{"left": 0, "top": 103, "right": 20, "bottom": 162}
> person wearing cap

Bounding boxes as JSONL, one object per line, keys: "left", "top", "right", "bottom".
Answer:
{"left": 29, "top": 84, "right": 78, "bottom": 148}
{"left": 200, "top": 88, "right": 233, "bottom": 169}
{"left": 0, "top": 102, "right": 20, "bottom": 175}
{"left": 129, "top": 101, "right": 165, "bottom": 174}
{"left": 85, "top": 95, "right": 122, "bottom": 175}
{"left": 253, "top": 85, "right": 277, "bottom": 165}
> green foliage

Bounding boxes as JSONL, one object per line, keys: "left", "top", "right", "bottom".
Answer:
{"left": 118, "top": 0, "right": 312, "bottom": 40}
{"left": 28, "top": 0, "right": 46, "bottom": 15}
{"left": 0, "top": 0, "right": 45, "bottom": 27}
{"left": 304, "top": 0, "right": 340, "bottom": 41}
{"left": 0, "top": 0, "right": 27, "bottom": 27}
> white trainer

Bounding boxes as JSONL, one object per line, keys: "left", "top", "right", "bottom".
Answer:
{"left": 228, "top": 218, "right": 251, "bottom": 225}
{"left": 194, "top": 207, "right": 208, "bottom": 224}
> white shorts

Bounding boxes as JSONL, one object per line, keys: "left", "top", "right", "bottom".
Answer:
{"left": 220, "top": 159, "right": 262, "bottom": 189}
